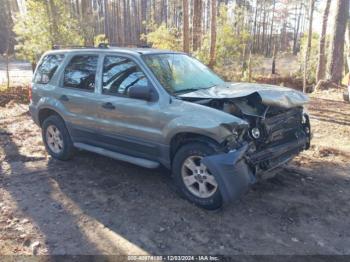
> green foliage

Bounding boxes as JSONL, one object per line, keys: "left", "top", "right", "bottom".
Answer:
{"left": 297, "top": 33, "right": 320, "bottom": 84}
{"left": 142, "top": 23, "right": 181, "bottom": 51}
{"left": 195, "top": 5, "right": 251, "bottom": 67}
{"left": 214, "top": 54, "right": 263, "bottom": 82}
{"left": 94, "top": 34, "right": 109, "bottom": 46}
{"left": 13, "top": 0, "right": 83, "bottom": 63}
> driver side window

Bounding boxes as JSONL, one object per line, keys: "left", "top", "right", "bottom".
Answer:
{"left": 102, "top": 56, "right": 148, "bottom": 96}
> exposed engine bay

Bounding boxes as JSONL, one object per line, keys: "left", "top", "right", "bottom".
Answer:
{"left": 182, "top": 92, "right": 311, "bottom": 181}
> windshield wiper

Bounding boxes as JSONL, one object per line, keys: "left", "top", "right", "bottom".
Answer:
{"left": 173, "top": 85, "right": 217, "bottom": 95}
{"left": 173, "top": 88, "right": 201, "bottom": 95}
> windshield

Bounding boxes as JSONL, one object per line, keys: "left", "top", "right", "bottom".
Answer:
{"left": 142, "top": 53, "right": 224, "bottom": 94}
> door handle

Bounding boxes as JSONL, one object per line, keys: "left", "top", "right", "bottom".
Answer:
{"left": 102, "top": 102, "right": 115, "bottom": 110}
{"left": 59, "top": 95, "right": 69, "bottom": 102}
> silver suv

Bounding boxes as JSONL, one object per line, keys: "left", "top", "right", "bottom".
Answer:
{"left": 29, "top": 46, "right": 311, "bottom": 209}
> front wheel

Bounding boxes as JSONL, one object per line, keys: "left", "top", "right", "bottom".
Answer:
{"left": 172, "top": 142, "right": 223, "bottom": 210}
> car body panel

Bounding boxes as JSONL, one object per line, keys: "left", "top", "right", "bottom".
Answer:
{"left": 162, "top": 99, "right": 248, "bottom": 144}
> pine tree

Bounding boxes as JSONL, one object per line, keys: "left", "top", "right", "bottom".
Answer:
{"left": 183, "top": 0, "right": 190, "bottom": 53}
{"left": 327, "top": 0, "right": 350, "bottom": 84}
{"left": 209, "top": 0, "right": 216, "bottom": 68}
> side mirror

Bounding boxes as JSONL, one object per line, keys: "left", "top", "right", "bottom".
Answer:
{"left": 128, "top": 85, "right": 154, "bottom": 101}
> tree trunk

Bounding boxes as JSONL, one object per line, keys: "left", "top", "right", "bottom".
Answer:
{"left": 81, "top": 0, "right": 94, "bottom": 45}
{"left": 316, "top": 0, "right": 331, "bottom": 83}
{"left": 161, "top": 0, "right": 168, "bottom": 25}
{"left": 261, "top": 0, "right": 267, "bottom": 53}
{"left": 266, "top": 0, "right": 276, "bottom": 57}
{"left": 192, "top": 0, "right": 202, "bottom": 51}
{"left": 209, "top": 0, "right": 216, "bottom": 68}
{"left": 248, "top": 50, "right": 252, "bottom": 82}
{"left": 104, "top": 0, "right": 109, "bottom": 41}
{"left": 140, "top": 0, "right": 147, "bottom": 36}
{"left": 345, "top": 19, "right": 350, "bottom": 76}
{"left": 117, "top": 1, "right": 124, "bottom": 45}
{"left": 303, "top": 0, "right": 315, "bottom": 93}
{"left": 183, "top": 0, "right": 190, "bottom": 53}
{"left": 272, "top": 41, "right": 277, "bottom": 75}
{"left": 327, "top": 0, "right": 350, "bottom": 84}
{"left": 5, "top": 51, "right": 10, "bottom": 89}
{"left": 46, "top": 0, "right": 59, "bottom": 46}
{"left": 152, "top": 0, "right": 157, "bottom": 24}
{"left": 252, "top": 0, "right": 259, "bottom": 53}
{"left": 293, "top": 3, "right": 302, "bottom": 55}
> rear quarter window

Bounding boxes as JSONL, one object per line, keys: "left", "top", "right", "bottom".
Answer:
{"left": 34, "top": 54, "right": 65, "bottom": 84}
{"left": 63, "top": 55, "right": 98, "bottom": 91}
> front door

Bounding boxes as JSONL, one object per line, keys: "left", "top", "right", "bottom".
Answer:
{"left": 92, "top": 55, "right": 167, "bottom": 162}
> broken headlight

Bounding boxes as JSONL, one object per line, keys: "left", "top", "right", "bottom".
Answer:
{"left": 224, "top": 126, "right": 247, "bottom": 151}
{"left": 251, "top": 127, "right": 261, "bottom": 139}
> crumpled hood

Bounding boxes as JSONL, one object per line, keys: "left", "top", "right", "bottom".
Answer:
{"left": 179, "top": 82, "right": 309, "bottom": 108}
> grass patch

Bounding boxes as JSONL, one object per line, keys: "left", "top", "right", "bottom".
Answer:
{"left": 0, "top": 84, "right": 9, "bottom": 91}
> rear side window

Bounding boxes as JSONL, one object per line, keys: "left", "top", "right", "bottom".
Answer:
{"left": 34, "top": 54, "right": 64, "bottom": 84}
{"left": 63, "top": 55, "right": 98, "bottom": 91}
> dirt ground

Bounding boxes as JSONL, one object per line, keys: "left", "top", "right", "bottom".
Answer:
{"left": 1, "top": 88, "right": 350, "bottom": 256}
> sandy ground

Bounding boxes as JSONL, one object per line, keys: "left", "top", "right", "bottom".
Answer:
{"left": 0, "top": 88, "right": 350, "bottom": 256}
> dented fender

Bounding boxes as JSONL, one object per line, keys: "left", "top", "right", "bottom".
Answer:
{"left": 202, "top": 144, "right": 256, "bottom": 203}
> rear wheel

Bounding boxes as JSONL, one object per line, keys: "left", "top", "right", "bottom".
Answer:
{"left": 42, "top": 115, "right": 74, "bottom": 160}
{"left": 172, "top": 142, "right": 222, "bottom": 210}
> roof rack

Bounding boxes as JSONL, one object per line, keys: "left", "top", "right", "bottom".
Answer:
{"left": 52, "top": 45, "right": 96, "bottom": 50}
{"left": 98, "top": 43, "right": 151, "bottom": 49}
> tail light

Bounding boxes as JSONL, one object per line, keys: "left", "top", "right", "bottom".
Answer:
{"left": 28, "top": 83, "right": 32, "bottom": 102}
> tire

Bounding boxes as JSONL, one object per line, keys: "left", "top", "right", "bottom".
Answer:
{"left": 42, "top": 114, "right": 74, "bottom": 160}
{"left": 172, "top": 142, "right": 223, "bottom": 210}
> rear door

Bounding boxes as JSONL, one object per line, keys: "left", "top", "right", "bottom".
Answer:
{"left": 56, "top": 53, "right": 102, "bottom": 143}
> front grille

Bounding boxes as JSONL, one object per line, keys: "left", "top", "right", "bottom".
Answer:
{"left": 247, "top": 106, "right": 309, "bottom": 173}
{"left": 261, "top": 107, "right": 303, "bottom": 147}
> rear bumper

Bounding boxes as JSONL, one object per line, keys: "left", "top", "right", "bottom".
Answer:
{"left": 29, "top": 104, "right": 39, "bottom": 126}
{"left": 202, "top": 126, "right": 311, "bottom": 203}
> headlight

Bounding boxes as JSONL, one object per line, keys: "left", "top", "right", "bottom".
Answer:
{"left": 251, "top": 127, "right": 261, "bottom": 139}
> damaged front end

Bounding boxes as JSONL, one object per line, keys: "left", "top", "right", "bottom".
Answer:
{"left": 182, "top": 89, "right": 311, "bottom": 203}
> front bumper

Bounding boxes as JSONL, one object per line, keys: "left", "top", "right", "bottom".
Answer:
{"left": 202, "top": 124, "right": 311, "bottom": 203}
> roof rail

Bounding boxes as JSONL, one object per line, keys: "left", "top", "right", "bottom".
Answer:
{"left": 52, "top": 43, "right": 151, "bottom": 50}
{"left": 52, "top": 45, "right": 95, "bottom": 50}
{"left": 97, "top": 43, "right": 109, "bottom": 48}
{"left": 98, "top": 43, "right": 151, "bottom": 49}
{"left": 137, "top": 44, "right": 151, "bottom": 48}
